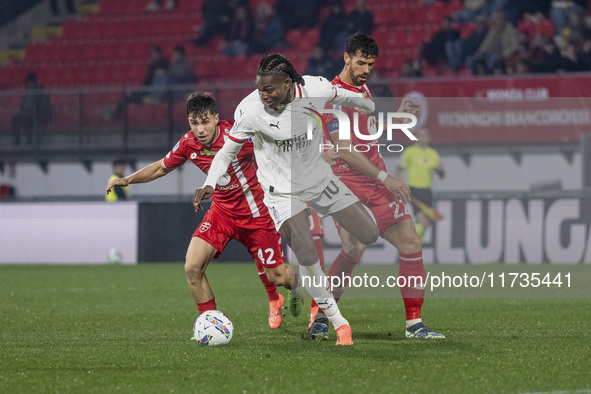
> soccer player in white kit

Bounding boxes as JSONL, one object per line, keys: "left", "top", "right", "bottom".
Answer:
{"left": 193, "top": 54, "right": 380, "bottom": 345}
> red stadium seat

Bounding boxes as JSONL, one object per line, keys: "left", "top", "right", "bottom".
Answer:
{"left": 393, "top": 3, "right": 410, "bottom": 24}
{"left": 413, "top": 3, "right": 427, "bottom": 23}
{"left": 445, "top": 0, "right": 464, "bottom": 16}
{"left": 517, "top": 19, "right": 536, "bottom": 37}
{"left": 373, "top": 26, "right": 388, "bottom": 47}
{"left": 426, "top": 1, "right": 445, "bottom": 23}
{"left": 391, "top": 26, "right": 407, "bottom": 48}
{"left": 538, "top": 19, "right": 555, "bottom": 37}
{"left": 406, "top": 25, "right": 425, "bottom": 47}
{"left": 461, "top": 22, "right": 477, "bottom": 39}
{"left": 374, "top": 3, "right": 392, "bottom": 26}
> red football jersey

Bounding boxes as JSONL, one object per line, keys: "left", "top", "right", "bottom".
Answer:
{"left": 324, "top": 75, "right": 387, "bottom": 186}
{"left": 162, "top": 120, "right": 270, "bottom": 222}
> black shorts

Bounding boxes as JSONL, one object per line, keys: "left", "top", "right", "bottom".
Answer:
{"left": 410, "top": 187, "right": 433, "bottom": 212}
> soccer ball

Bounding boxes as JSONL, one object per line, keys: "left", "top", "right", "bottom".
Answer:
{"left": 193, "top": 310, "right": 233, "bottom": 346}
{"left": 107, "top": 248, "right": 123, "bottom": 264}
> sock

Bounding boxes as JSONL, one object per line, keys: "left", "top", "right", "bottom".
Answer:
{"left": 314, "top": 237, "right": 325, "bottom": 270}
{"left": 311, "top": 249, "right": 360, "bottom": 317}
{"left": 406, "top": 318, "right": 422, "bottom": 328}
{"left": 310, "top": 237, "right": 326, "bottom": 313}
{"left": 399, "top": 251, "right": 425, "bottom": 322}
{"left": 415, "top": 223, "right": 425, "bottom": 239}
{"left": 300, "top": 261, "right": 349, "bottom": 329}
{"left": 197, "top": 298, "right": 217, "bottom": 315}
{"left": 327, "top": 250, "right": 360, "bottom": 302}
{"left": 255, "top": 257, "right": 279, "bottom": 302}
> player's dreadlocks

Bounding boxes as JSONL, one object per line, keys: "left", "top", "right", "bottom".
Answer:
{"left": 257, "top": 54, "right": 305, "bottom": 86}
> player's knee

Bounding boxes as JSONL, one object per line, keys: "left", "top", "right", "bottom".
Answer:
{"left": 357, "top": 226, "right": 379, "bottom": 246}
{"left": 184, "top": 260, "right": 205, "bottom": 280}
{"left": 265, "top": 267, "right": 288, "bottom": 286}
{"left": 406, "top": 231, "right": 422, "bottom": 252}
{"left": 343, "top": 241, "right": 366, "bottom": 260}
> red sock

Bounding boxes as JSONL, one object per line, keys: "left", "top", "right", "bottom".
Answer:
{"left": 311, "top": 250, "right": 359, "bottom": 310}
{"left": 197, "top": 298, "right": 217, "bottom": 315}
{"left": 314, "top": 237, "right": 325, "bottom": 271}
{"left": 255, "top": 257, "right": 279, "bottom": 301}
{"left": 399, "top": 251, "right": 425, "bottom": 321}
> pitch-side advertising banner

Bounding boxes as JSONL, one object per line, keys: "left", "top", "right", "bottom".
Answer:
{"left": 392, "top": 76, "right": 591, "bottom": 144}
{"left": 0, "top": 202, "right": 138, "bottom": 264}
{"left": 321, "top": 197, "right": 591, "bottom": 264}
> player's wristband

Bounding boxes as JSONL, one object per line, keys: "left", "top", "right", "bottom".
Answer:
{"left": 376, "top": 170, "right": 388, "bottom": 183}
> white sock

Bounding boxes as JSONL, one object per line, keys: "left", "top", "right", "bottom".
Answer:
{"left": 406, "top": 318, "right": 422, "bottom": 328}
{"left": 300, "top": 261, "right": 349, "bottom": 329}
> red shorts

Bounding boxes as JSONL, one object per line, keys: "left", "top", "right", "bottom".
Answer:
{"left": 193, "top": 208, "right": 285, "bottom": 268}
{"left": 334, "top": 181, "right": 412, "bottom": 236}
{"left": 309, "top": 209, "right": 324, "bottom": 239}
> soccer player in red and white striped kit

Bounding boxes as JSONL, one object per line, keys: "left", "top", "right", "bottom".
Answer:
{"left": 311, "top": 32, "right": 445, "bottom": 340}
{"left": 106, "top": 92, "right": 296, "bottom": 330}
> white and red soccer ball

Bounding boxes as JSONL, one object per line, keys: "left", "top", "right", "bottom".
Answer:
{"left": 193, "top": 310, "right": 233, "bottom": 346}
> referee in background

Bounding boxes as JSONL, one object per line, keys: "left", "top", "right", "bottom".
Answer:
{"left": 395, "top": 128, "right": 444, "bottom": 240}
{"left": 106, "top": 159, "right": 129, "bottom": 202}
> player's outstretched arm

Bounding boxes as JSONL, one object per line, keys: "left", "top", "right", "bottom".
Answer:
{"left": 193, "top": 186, "right": 214, "bottom": 211}
{"left": 106, "top": 160, "right": 174, "bottom": 195}
{"left": 202, "top": 137, "right": 244, "bottom": 189}
{"left": 329, "top": 130, "right": 410, "bottom": 203}
{"left": 330, "top": 86, "right": 376, "bottom": 115}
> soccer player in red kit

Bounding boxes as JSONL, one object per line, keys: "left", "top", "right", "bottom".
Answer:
{"left": 106, "top": 92, "right": 295, "bottom": 330}
{"left": 310, "top": 33, "right": 445, "bottom": 340}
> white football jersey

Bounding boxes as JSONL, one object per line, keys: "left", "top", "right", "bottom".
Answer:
{"left": 227, "top": 75, "right": 374, "bottom": 197}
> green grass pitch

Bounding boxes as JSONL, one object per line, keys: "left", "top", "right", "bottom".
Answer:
{"left": 1, "top": 263, "right": 590, "bottom": 393}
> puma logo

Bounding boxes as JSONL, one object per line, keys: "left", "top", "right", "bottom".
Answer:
{"left": 269, "top": 121, "right": 280, "bottom": 129}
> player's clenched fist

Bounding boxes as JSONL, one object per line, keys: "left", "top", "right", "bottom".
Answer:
{"left": 106, "top": 177, "right": 130, "bottom": 195}
{"left": 193, "top": 185, "right": 214, "bottom": 211}
{"left": 383, "top": 175, "right": 411, "bottom": 204}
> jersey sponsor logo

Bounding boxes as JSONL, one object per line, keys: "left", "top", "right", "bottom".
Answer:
{"left": 199, "top": 222, "right": 211, "bottom": 233}
{"left": 273, "top": 132, "right": 311, "bottom": 152}
{"left": 217, "top": 183, "right": 240, "bottom": 191}
{"left": 173, "top": 142, "right": 180, "bottom": 152}
{"left": 218, "top": 173, "right": 231, "bottom": 186}
{"left": 201, "top": 148, "right": 216, "bottom": 156}
{"left": 190, "top": 152, "right": 198, "bottom": 159}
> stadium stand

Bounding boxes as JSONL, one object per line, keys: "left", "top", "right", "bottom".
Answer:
{"left": 1, "top": 0, "right": 591, "bottom": 160}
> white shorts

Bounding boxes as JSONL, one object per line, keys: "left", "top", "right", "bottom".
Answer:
{"left": 263, "top": 177, "right": 359, "bottom": 231}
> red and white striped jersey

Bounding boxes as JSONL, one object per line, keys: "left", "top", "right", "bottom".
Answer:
{"left": 163, "top": 120, "right": 270, "bottom": 222}
{"left": 324, "top": 75, "right": 388, "bottom": 187}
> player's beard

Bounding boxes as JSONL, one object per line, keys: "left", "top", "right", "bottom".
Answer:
{"left": 350, "top": 66, "right": 368, "bottom": 86}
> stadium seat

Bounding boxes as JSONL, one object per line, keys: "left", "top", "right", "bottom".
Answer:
{"left": 538, "top": 19, "right": 555, "bottom": 37}
{"left": 461, "top": 22, "right": 477, "bottom": 39}
{"left": 517, "top": 19, "right": 536, "bottom": 38}
{"left": 445, "top": 0, "right": 464, "bottom": 16}
{"left": 425, "top": 1, "right": 445, "bottom": 23}
{"left": 394, "top": 3, "right": 410, "bottom": 24}
{"left": 406, "top": 25, "right": 425, "bottom": 47}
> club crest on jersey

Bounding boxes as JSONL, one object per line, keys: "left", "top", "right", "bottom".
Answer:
{"left": 199, "top": 222, "right": 211, "bottom": 233}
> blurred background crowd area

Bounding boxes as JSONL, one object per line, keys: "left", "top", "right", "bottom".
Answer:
{"left": 2, "top": 0, "right": 591, "bottom": 89}
{"left": 1, "top": 0, "right": 591, "bottom": 167}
